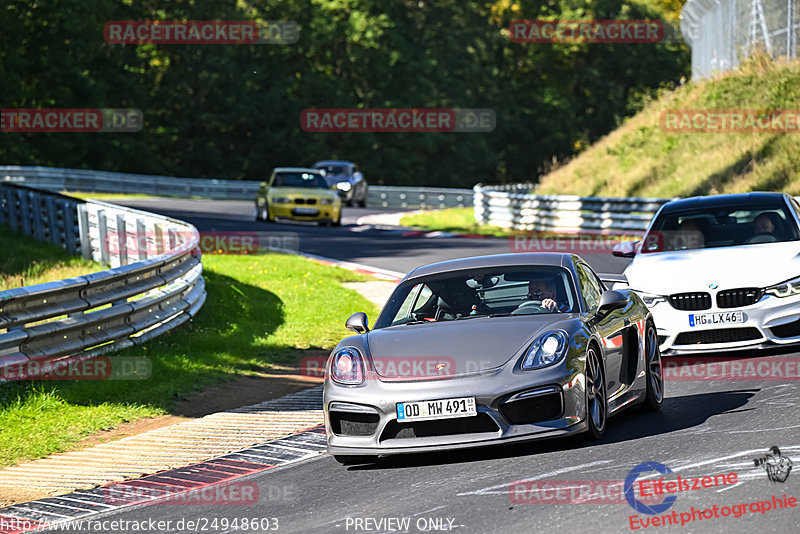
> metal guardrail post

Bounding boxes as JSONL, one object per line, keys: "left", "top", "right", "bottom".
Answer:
{"left": 135, "top": 218, "right": 147, "bottom": 261}
{"left": 45, "top": 196, "right": 58, "bottom": 245}
{"left": 19, "top": 189, "right": 32, "bottom": 236}
{"left": 116, "top": 214, "right": 128, "bottom": 266}
{"left": 77, "top": 204, "right": 92, "bottom": 260}
{"left": 97, "top": 209, "right": 110, "bottom": 265}
{"left": 63, "top": 200, "right": 78, "bottom": 255}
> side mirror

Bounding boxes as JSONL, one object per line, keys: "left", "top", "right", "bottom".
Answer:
{"left": 597, "top": 290, "right": 628, "bottom": 315}
{"left": 346, "top": 312, "right": 369, "bottom": 333}
{"left": 612, "top": 240, "right": 639, "bottom": 258}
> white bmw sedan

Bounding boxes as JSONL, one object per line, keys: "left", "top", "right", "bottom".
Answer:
{"left": 613, "top": 192, "right": 800, "bottom": 354}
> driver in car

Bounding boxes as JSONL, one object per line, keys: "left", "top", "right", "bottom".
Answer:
{"left": 753, "top": 213, "right": 776, "bottom": 236}
{"left": 526, "top": 277, "right": 570, "bottom": 313}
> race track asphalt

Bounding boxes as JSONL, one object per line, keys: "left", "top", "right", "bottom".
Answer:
{"left": 46, "top": 199, "right": 800, "bottom": 534}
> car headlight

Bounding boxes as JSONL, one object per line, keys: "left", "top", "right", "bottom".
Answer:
{"left": 319, "top": 198, "right": 334, "bottom": 205}
{"left": 636, "top": 291, "right": 667, "bottom": 307}
{"left": 330, "top": 348, "right": 364, "bottom": 384}
{"left": 765, "top": 275, "right": 800, "bottom": 297}
{"left": 521, "top": 331, "right": 568, "bottom": 370}
{"left": 336, "top": 182, "right": 352, "bottom": 192}
{"left": 271, "top": 197, "right": 291, "bottom": 204}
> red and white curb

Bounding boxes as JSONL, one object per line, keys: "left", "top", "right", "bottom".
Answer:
{"left": 0, "top": 388, "right": 327, "bottom": 534}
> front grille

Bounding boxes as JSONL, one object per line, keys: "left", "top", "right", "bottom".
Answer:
{"left": 305, "top": 198, "right": 317, "bottom": 205}
{"left": 329, "top": 412, "right": 380, "bottom": 437}
{"left": 669, "top": 292, "right": 711, "bottom": 311}
{"left": 380, "top": 413, "right": 499, "bottom": 441}
{"left": 770, "top": 319, "right": 800, "bottom": 339}
{"left": 674, "top": 327, "right": 761, "bottom": 345}
{"left": 294, "top": 198, "right": 305, "bottom": 204}
{"left": 500, "top": 391, "right": 563, "bottom": 425}
{"left": 716, "top": 288, "right": 763, "bottom": 308}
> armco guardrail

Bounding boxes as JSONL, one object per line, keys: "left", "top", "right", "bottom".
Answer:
{"left": 473, "top": 183, "right": 673, "bottom": 233}
{"left": 0, "top": 183, "right": 206, "bottom": 378}
{"left": 0, "top": 165, "right": 474, "bottom": 208}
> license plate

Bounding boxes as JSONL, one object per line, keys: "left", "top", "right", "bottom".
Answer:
{"left": 292, "top": 207, "right": 318, "bottom": 215}
{"left": 689, "top": 311, "right": 744, "bottom": 327}
{"left": 396, "top": 397, "right": 476, "bottom": 422}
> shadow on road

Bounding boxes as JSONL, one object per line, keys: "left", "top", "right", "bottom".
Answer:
{"left": 349, "top": 388, "right": 758, "bottom": 470}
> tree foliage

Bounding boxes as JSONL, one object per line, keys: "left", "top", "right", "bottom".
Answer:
{"left": 0, "top": 0, "right": 688, "bottom": 186}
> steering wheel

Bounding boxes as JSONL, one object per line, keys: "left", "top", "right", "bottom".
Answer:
{"left": 745, "top": 233, "right": 777, "bottom": 244}
{"left": 512, "top": 301, "right": 549, "bottom": 315}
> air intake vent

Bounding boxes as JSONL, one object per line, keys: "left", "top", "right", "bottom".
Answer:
{"left": 716, "top": 288, "right": 762, "bottom": 308}
{"left": 674, "top": 327, "right": 761, "bottom": 345}
{"left": 669, "top": 292, "right": 711, "bottom": 311}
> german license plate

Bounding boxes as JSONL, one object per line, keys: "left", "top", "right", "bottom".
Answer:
{"left": 689, "top": 311, "right": 744, "bottom": 327}
{"left": 396, "top": 397, "right": 476, "bottom": 422}
{"left": 292, "top": 207, "right": 318, "bottom": 215}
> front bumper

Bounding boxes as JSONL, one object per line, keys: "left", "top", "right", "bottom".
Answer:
{"left": 324, "top": 364, "right": 588, "bottom": 456}
{"left": 649, "top": 293, "right": 800, "bottom": 354}
{"left": 269, "top": 203, "right": 339, "bottom": 222}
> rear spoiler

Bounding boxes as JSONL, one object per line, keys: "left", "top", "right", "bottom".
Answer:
{"left": 599, "top": 273, "right": 628, "bottom": 289}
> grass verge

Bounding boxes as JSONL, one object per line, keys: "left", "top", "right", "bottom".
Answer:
{"left": 0, "top": 225, "right": 101, "bottom": 291}
{"left": 536, "top": 57, "right": 800, "bottom": 197}
{"left": 0, "top": 232, "right": 378, "bottom": 467}
{"left": 400, "top": 208, "right": 513, "bottom": 238}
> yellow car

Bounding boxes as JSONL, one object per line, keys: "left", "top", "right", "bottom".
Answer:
{"left": 255, "top": 167, "right": 342, "bottom": 226}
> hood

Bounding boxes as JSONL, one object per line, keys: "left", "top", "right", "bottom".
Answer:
{"left": 269, "top": 186, "right": 337, "bottom": 199}
{"left": 625, "top": 242, "right": 800, "bottom": 295}
{"left": 365, "top": 316, "right": 568, "bottom": 379}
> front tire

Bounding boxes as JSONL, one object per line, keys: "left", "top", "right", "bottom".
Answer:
{"left": 334, "top": 455, "right": 378, "bottom": 465}
{"left": 584, "top": 345, "right": 607, "bottom": 440}
{"left": 642, "top": 322, "right": 663, "bottom": 411}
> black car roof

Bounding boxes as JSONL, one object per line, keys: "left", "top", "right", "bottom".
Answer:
{"left": 405, "top": 253, "right": 577, "bottom": 280}
{"left": 660, "top": 192, "right": 790, "bottom": 214}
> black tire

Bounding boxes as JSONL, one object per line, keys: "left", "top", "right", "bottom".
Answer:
{"left": 334, "top": 455, "right": 378, "bottom": 465}
{"left": 345, "top": 199, "right": 354, "bottom": 207}
{"left": 584, "top": 345, "right": 607, "bottom": 440}
{"left": 642, "top": 321, "right": 664, "bottom": 412}
{"left": 358, "top": 187, "right": 367, "bottom": 207}
{"left": 332, "top": 211, "right": 342, "bottom": 227}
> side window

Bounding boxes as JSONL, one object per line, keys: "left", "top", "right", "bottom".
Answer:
{"left": 392, "top": 284, "right": 433, "bottom": 324}
{"left": 576, "top": 264, "right": 602, "bottom": 311}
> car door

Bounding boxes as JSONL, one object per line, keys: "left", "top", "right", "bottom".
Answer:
{"left": 576, "top": 262, "right": 627, "bottom": 401}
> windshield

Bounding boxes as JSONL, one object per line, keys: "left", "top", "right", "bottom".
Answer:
{"left": 642, "top": 202, "right": 799, "bottom": 253}
{"left": 314, "top": 164, "right": 347, "bottom": 175}
{"left": 271, "top": 172, "right": 328, "bottom": 188}
{"left": 374, "top": 267, "right": 577, "bottom": 328}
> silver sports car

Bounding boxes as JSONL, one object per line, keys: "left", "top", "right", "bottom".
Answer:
{"left": 324, "top": 253, "right": 663, "bottom": 464}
